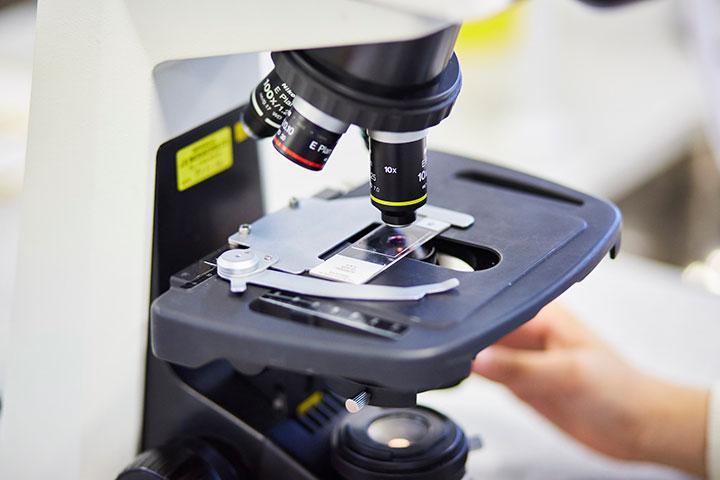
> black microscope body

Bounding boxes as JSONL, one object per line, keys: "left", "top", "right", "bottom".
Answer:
{"left": 119, "top": 2, "right": 638, "bottom": 477}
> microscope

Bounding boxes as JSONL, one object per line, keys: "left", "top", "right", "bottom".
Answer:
{"left": 113, "top": 2, "right": 637, "bottom": 477}
{"left": 0, "top": 1, "right": 639, "bottom": 479}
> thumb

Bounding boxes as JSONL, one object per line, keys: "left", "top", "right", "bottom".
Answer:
{"left": 473, "top": 345, "right": 573, "bottom": 391}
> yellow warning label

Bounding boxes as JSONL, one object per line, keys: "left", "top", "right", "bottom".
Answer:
{"left": 176, "top": 126, "right": 233, "bottom": 192}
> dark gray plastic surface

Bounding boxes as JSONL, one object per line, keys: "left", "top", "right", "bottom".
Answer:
{"left": 151, "top": 151, "right": 621, "bottom": 393}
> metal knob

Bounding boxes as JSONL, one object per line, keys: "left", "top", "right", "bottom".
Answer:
{"left": 345, "top": 390, "right": 371, "bottom": 413}
{"left": 237, "top": 223, "right": 252, "bottom": 236}
{"left": 216, "top": 249, "right": 259, "bottom": 278}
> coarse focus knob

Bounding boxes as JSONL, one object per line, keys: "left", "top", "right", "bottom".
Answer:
{"left": 116, "top": 438, "right": 244, "bottom": 480}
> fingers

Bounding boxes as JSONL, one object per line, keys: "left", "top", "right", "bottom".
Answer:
{"left": 536, "top": 302, "right": 601, "bottom": 348}
{"left": 493, "top": 318, "right": 550, "bottom": 350}
{"left": 472, "top": 345, "right": 574, "bottom": 392}
{"left": 494, "top": 302, "right": 595, "bottom": 351}
{"left": 492, "top": 303, "right": 566, "bottom": 350}
{"left": 472, "top": 346, "right": 536, "bottom": 384}
{"left": 475, "top": 302, "right": 601, "bottom": 393}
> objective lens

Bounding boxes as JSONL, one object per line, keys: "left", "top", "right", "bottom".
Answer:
{"left": 273, "top": 96, "right": 349, "bottom": 171}
{"left": 369, "top": 130, "right": 428, "bottom": 227}
{"left": 241, "top": 69, "right": 295, "bottom": 139}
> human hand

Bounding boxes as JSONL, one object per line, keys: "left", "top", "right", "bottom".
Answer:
{"left": 473, "top": 302, "right": 709, "bottom": 477}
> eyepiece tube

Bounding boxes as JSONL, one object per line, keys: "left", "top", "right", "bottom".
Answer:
{"left": 273, "top": 96, "right": 349, "bottom": 171}
{"left": 369, "top": 130, "right": 428, "bottom": 227}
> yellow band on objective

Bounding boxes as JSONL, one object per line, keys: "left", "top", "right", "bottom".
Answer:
{"left": 370, "top": 193, "right": 427, "bottom": 207}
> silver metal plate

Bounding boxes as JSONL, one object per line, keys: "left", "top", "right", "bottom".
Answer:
{"left": 418, "top": 204, "right": 475, "bottom": 228}
{"left": 229, "top": 197, "right": 378, "bottom": 274}
{"left": 227, "top": 197, "right": 475, "bottom": 276}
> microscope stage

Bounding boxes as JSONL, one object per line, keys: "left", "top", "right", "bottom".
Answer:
{"left": 151, "top": 151, "right": 620, "bottom": 394}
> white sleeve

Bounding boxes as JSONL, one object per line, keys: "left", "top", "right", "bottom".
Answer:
{"left": 709, "top": 384, "right": 720, "bottom": 480}
{"left": 684, "top": 0, "right": 720, "bottom": 170}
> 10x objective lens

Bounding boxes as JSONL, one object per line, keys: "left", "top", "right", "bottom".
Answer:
{"left": 369, "top": 130, "right": 428, "bottom": 227}
{"left": 273, "top": 96, "right": 349, "bottom": 171}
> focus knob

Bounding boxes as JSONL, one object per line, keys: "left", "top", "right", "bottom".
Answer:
{"left": 117, "top": 438, "right": 244, "bottom": 480}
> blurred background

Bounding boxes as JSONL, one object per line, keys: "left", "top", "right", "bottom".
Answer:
{"left": 1, "top": 0, "right": 718, "bottom": 478}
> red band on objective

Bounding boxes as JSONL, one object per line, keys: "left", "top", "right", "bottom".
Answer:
{"left": 273, "top": 137, "right": 324, "bottom": 170}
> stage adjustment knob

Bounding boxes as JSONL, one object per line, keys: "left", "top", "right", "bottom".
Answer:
{"left": 345, "top": 390, "right": 371, "bottom": 413}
